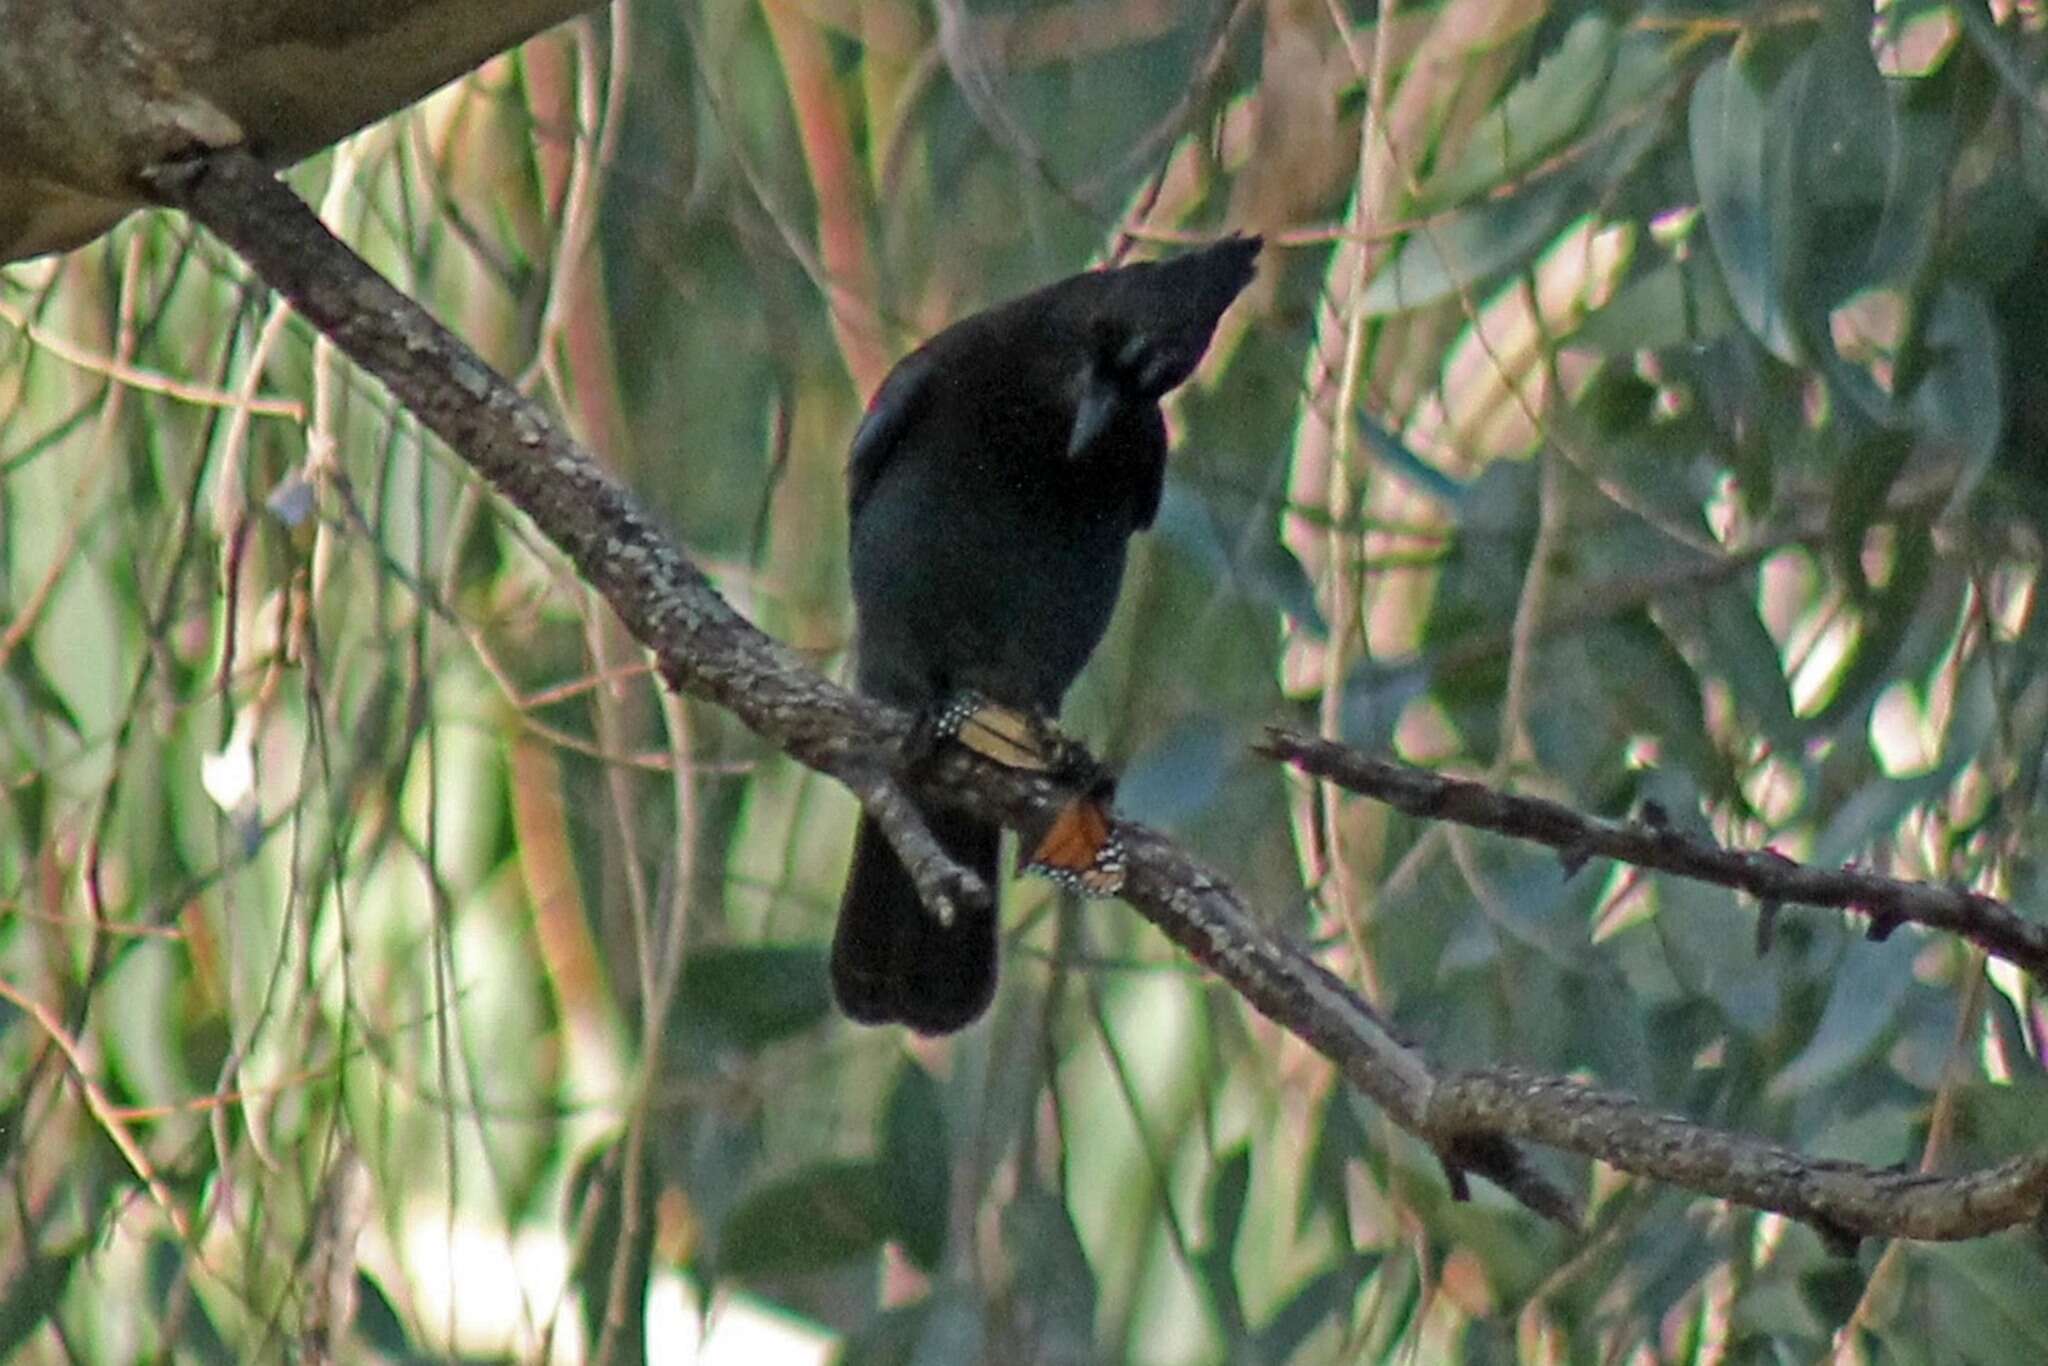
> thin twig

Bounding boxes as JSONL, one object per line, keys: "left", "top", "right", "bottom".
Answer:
{"left": 0, "top": 296, "right": 305, "bottom": 419}
{"left": 0, "top": 976, "right": 193, "bottom": 1241}
{"left": 1259, "top": 727, "right": 2048, "bottom": 981}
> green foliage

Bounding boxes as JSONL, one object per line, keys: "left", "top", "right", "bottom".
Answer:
{"left": 880, "top": 1063, "right": 950, "bottom": 1273}
{"left": 671, "top": 944, "right": 835, "bottom": 1049}
{"left": 717, "top": 1160, "right": 894, "bottom": 1278}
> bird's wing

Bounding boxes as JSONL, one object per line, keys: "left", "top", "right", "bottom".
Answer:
{"left": 846, "top": 349, "right": 935, "bottom": 519}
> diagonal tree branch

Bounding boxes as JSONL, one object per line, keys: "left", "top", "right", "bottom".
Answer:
{"left": 1428, "top": 1069, "right": 2048, "bottom": 1246}
{"left": 1260, "top": 727, "right": 2048, "bottom": 980}
{"left": 139, "top": 144, "right": 2048, "bottom": 1245}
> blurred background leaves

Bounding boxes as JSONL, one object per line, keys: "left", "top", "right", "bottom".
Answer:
{"left": 4, "top": 0, "right": 2048, "bottom": 1360}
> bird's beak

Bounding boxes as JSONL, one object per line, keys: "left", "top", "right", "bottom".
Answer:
{"left": 1069, "top": 373, "right": 1118, "bottom": 460}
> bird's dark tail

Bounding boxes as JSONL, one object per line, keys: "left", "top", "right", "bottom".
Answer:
{"left": 831, "top": 806, "right": 1001, "bottom": 1034}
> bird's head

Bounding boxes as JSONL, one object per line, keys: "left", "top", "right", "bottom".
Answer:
{"left": 1065, "top": 235, "right": 1261, "bottom": 460}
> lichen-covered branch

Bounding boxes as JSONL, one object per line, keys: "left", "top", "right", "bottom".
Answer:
{"left": 848, "top": 775, "right": 992, "bottom": 927}
{"left": 1428, "top": 1070, "right": 2048, "bottom": 1244}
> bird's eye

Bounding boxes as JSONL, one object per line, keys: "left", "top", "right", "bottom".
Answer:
{"left": 1115, "top": 335, "right": 1150, "bottom": 373}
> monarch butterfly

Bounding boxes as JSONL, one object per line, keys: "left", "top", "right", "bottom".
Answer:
{"left": 1024, "top": 793, "right": 1126, "bottom": 897}
{"left": 939, "top": 695, "right": 1057, "bottom": 771}
{"left": 933, "top": 692, "right": 1125, "bottom": 895}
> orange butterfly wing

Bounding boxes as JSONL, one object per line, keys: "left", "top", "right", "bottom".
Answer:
{"left": 1025, "top": 795, "right": 1125, "bottom": 897}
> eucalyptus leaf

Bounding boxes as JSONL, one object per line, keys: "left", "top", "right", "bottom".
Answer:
{"left": 1001, "top": 1187, "right": 1098, "bottom": 1363}
{"left": 1909, "top": 284, "right": 2003, "bottom": 510}
{"left": 0, "top": 1243, "right": 81, "bottom": 1361}
{"left": 1917, "top": 1237, "right": 2048, "bottom": 1359}
{"left": 672, "top": 944, "right": 833, "bottom": 1048}
{"left": 1417, "top": 15, "right": 1616, "bottom": 210}
{"left": 1195, "top": 1148, "right": 1252, "bottom": 1342}
{"left": 910, "top": 1287, "right": 988, "bottom": 1366}
{"left": 1654, "top": 875, "right": 1784, "bottom": 1037}
{"left": 1690, "top": 50, "right": 1801, "bottom": 362}
{"left": 1241, "top": 534, "right": 1328, "bottom": 637}
{"left": 145, "top": 1237, "right": 233, "bottom": 1366}
{"left": 1570, "top": 255, "right": 1740, "bottom": 354}
{"left": 1767, "top": 934, "right": 1916, "bottom": 1099}
{"left": 882, "top": 1062, "right": 951, "bottom": 1272}
{"left": 1360, "top": 179, "right": 1577, "bottom": 317}
{"left": 718, "top": 1160, "right": 892, "bottom": 1277}
{"left": 1357, "top": 410, "right": 1469, "bottom": 505}
{"left": 2023, "top": 79, "right": 2048, "bottom": 213}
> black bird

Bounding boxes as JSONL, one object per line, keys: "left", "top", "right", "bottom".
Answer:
{"left": 832, "top": 235, "right": 1262, "bottom": 1034}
